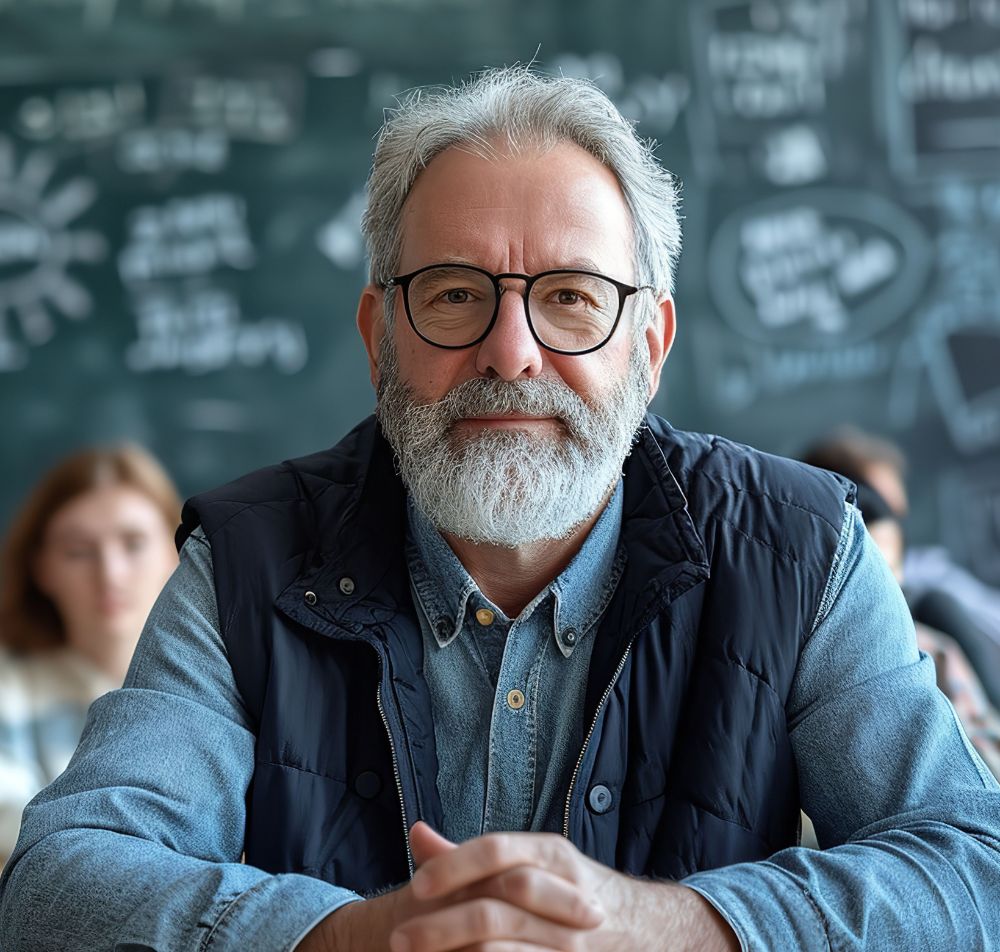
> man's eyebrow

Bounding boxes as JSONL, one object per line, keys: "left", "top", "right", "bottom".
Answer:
{"left": 559, "top": 257, "right": 603, "bottom": 272}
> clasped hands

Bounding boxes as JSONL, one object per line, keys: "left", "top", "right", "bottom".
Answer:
{"left": 308, "top": 821, "right": 738, "bottom": 951}
{"left": 391, "top": 821, "right": 625, "bottom": 951}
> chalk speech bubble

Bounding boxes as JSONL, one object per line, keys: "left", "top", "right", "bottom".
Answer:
{"left": 708, "top": 188, "right": 933, "bottom": 347}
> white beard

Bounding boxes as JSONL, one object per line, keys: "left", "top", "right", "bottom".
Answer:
{"left": 376, "top": 331, "right": 651, "bottom": 547}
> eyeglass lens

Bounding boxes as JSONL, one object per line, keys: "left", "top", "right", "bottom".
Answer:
{"left": 405, "top": 266, "right": 620, "bottom": 352}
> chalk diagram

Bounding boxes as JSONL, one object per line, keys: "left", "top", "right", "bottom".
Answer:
{"left": 708, "top": 187, "right": 933, "bottom": 348}
{"left": 890, "top": 298, "right": 1000, "bottom": 455}
{"left": 889, "top": 183, "right": 1000, "bottom": 456}
{"left": 0, "top": 135, "right": 107, "bottom": 371}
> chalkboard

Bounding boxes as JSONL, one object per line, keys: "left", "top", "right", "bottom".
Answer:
{"left": 0, "top": 0, "right": 998, "bottom": 585}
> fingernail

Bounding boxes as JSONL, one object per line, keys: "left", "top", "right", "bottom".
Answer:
{"left": 390, "top": 932, "right": 410, "bottom": 952}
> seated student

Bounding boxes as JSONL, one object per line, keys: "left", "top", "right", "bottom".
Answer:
{"left": 851, "top": 481, "right": 1000, "bottom": 779}
{"left": 803, "top": 426, "right": 1000, "bottom": 708}
{"left": 0, "top": 445, "right": 181, "bottom": 866}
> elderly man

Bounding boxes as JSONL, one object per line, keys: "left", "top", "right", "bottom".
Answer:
{"left": 2, "top": 68, "right": 999, "bottom": 952}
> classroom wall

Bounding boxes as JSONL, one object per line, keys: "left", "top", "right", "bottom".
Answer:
{"left": 0, "top": 0, "right": 998, "bottom": 581}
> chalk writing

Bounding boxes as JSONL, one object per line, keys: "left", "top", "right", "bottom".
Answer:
{"left": 692, "top": 323, "right": 893, "bottom": 411}
{"left": 118, "top": 193, "right": 254, "bottom": 283}
{"left": 16, "top": 82, "right": 147, "bottom": 142}
{"left": 690, "top": 0, "right": 865, "bottom": 176}
{"left": 708, "top": 188, "right": 932, "bottom": 346}
{"left": 886, "top": 0, "right": 1000, "bottom": 173}
{"left": 117, "top": 127, "right": 229, "bottom": 174}
{"left": 901, "top": 38, "right": 1000, "bottom": 102}
{"left": 125, "top": 283, "right": 307, "bottom": 375}
{"left": 160, "top": 71, "right": 302, "bottom": 144}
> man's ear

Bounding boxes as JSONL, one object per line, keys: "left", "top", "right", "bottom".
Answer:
{"left": 356, "top": 284, "right": 386, "bottom": 390}
{"left": 644, "top": 295, "right": 676, "bottom": 401}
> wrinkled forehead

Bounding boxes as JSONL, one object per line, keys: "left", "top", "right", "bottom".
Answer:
{"left": 397, "top": 138, "right": 635, "bottom": 278}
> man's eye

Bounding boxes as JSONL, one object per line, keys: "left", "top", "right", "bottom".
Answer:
{"left": 555, "top": 289, "right": 583, "bottom": 305}
{"left": 441, "top": 289, "right": 473, "bottom": 305}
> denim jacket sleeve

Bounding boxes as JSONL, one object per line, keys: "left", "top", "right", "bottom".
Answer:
{"left": 683, "top": 504, "right": 1000, "bottom": 951}
{"left": 0, "top": 529, "right": 361, "bottom": 951}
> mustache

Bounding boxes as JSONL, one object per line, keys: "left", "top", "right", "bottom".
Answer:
{"left": 428, "top": 377, "right": 592, "bottom": 432}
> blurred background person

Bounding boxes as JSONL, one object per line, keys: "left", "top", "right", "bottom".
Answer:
{"left": 0, "top": 445, "right": 181, "bottom": 867}
{"left": 803, "top": 427, "right": 1000, "bottom": 710}
{"left": 850, "top": 480, "right": 1000, "bottom": 780}
{"left": 801, "top": 432, "right": 1000, "bottom": 778}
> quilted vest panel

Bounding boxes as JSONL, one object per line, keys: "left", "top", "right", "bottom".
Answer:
{"left": 180, "top": 414, "right": 850, "bottom": 890}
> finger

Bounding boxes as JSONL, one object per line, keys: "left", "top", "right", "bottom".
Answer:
{"left": 389, "top": 898, "right": 585, "bottom": 952}
{"left": 410, "top": 821, "right": 457, "bottom": 868}
{"left": 461, "top": 866, "right": 604, "bottom": 929}
{"left": 411, "top": 832, "right": 580, "bottom": 900}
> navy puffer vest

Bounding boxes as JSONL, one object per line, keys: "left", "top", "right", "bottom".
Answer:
{"left": 179, "top": 414, "right": 851, "bottom": 892}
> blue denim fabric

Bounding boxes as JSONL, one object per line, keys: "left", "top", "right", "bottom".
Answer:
{"left": 0, "top": 529, "right": 359, "bottom": 951}
{"left": 684, "top": 504, "right": 1000, "bottom": 950}
{"left": 2, "top": 504, "right": 999, "bottom": 951}
{"left": 405, "top": 482, "right": 625, "bottom": 843}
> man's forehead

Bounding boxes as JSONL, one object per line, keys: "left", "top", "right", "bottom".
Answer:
{"left": 396, "top": 139, "right": 634, "bottom": 273}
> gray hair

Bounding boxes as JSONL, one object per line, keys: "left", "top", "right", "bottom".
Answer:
{"left": 362, "top": 66, "right": 682, "bottom": 307}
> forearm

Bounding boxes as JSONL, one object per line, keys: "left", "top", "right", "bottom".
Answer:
{"left": 0, "top": 827, "right": 355, "bottom": 951}
{"left": 298, "top": 886, "right": 417, "bottom": 951}
{"left": 615, "top": 880, "right": 740, "bottom": 952}
{"left": 683, "top": 814, "right": 1000, "bottom": 952}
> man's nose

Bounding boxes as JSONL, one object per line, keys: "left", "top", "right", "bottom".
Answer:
{"left": 473, "top": 282, "right": 544, "bottom": 380}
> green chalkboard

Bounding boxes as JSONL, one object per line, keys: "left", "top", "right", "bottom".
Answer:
{"left": 1, "top": 0, "right": 998, "bottom": 583}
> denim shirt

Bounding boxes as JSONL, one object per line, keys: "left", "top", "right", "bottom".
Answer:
{"left": 406, "top": 484, "right": 625, "bottom": 842}
{"left": 2, "top": 503, "right": 1000, "bottom": 951}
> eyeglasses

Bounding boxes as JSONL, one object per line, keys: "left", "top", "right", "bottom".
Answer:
{"left": 383, "top": 263, "right": 653, "bottom": 356}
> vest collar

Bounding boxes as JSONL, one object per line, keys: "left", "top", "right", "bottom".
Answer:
{"left": 277, "top": 414, "right": 710, "bottom": 639}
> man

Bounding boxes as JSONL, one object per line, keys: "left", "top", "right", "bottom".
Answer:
{"left": 2, "top": 67, "right": 999, "bottom": 951}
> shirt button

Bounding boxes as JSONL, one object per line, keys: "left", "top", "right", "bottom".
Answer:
{"left": 475, "top": 608, "right": 495, "bottom": 627}
{"left": 339, "top": 577, "right": 356, "bottom": 596}
{"left": 563, "top": 627, "right": 578, "bottom": 646}
{"left": 303, "top": 591, "right": 317, "bottom": 606}
{"left": 506, "top": 688, "right": 526, "bottom": 710}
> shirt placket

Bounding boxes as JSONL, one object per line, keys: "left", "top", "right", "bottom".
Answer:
{"left": 482, "top": 601, "right": 550, "bottom": 833}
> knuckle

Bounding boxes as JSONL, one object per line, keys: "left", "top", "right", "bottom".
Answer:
{"left": 502, "top": 867, "right": 534, "bottom": 904}
{"left": 485, "top": 833, "right": 510, "bottom": 864}
{"left": 545, "top": 833, "right": 575, "bottom": 866}
{"left": 473, "top": 899, "right": 503, "bottom": 936}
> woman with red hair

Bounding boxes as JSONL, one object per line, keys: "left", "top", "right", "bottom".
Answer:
{"left": 0, "top": 445, "right": 181, "bottom": 866}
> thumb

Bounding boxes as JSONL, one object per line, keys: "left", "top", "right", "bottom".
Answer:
{"left": 409, "top": 820, "right": 455, "bottom": 868}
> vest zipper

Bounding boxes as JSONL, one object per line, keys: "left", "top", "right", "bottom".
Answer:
{"left": 376, "top": 676, "right": 415, "bottom": 877}
{"left": 562, "top": 640, "right": 635, "bottom": 839}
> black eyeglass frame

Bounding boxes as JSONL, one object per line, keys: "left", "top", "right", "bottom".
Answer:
{"left": 383, "top": 263, "right": 654, "bottom": 356}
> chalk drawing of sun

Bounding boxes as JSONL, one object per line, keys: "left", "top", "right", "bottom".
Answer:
{"left": 0, "top": 134, "right": 108, "bottom": 370}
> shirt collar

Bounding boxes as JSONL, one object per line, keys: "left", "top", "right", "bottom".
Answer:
{"left": 405, "top": 481, "right": 626, "bottom": 658}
